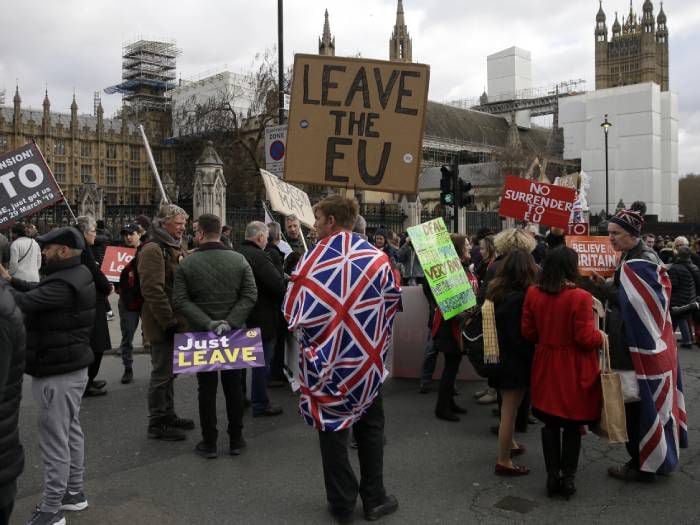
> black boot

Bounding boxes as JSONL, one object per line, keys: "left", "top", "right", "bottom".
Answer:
{"left": 560, "top": 429, "right": 581, "bottom": 500}
{"left": 451, "top": 388, "right": 467, "bottom": 414}
{"left": 540, "top": 427, "right": 561, "bottom": 497}
{"left": 435, "top": 382, "right": 459, "bottom": 421}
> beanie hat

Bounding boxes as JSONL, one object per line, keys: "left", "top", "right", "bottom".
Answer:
{"left": 609, "top": 209, "right": 644, "bottom": 237}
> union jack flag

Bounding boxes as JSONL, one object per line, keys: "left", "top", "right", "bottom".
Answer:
{"left": 283, "top": 231, "right": 402, "bottom": 431}
{"left": 619, "top": 259, "right": 688, "bottom": 473}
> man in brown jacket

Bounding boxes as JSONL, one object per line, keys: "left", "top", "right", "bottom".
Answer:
{"left": 138, "top": 204, "right": 193, "bottom": 441}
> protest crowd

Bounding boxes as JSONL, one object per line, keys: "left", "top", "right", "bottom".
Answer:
{"left": 0, "top": 191, "right": 694, "bottom": 525}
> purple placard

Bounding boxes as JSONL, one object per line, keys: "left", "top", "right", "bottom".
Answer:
{"left": 173, "top": 328, "right": 265, "bottom": 375}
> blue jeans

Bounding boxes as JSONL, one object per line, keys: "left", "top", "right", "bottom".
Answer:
{"left": 252, "top": 338, "right": 276, "bottom": 414}
{"left": 673, "top": 316, "right": 693, "bottom": 345}
{"left": 118, "top": 298, "right": 140, "bottom": 368}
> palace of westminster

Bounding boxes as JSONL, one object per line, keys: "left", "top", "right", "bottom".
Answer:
{"left": 0, "top": 0, "right": 670, "bottom": 213}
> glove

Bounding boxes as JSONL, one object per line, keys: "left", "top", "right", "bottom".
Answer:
{"left": 165, "top": 324, "right": 178, "bottom": 341}
{"left": 207, "top": 320, "right": 231, "bottom": 336}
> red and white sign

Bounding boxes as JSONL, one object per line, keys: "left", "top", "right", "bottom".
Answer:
{"left": 567, "top": 223, "right": 589, "bottom": 236}
{"left": 565, "top": 236, "right": 619, "bottom": 277}
{"left": 100, "top": 246, "right": 136, "bottom": 283}
{"left": 499, "top": 176, "right": 577, "bottom": 230}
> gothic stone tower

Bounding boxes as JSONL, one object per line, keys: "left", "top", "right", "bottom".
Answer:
{"left": 390, "top": 0, "right": 412, "bottom": 63}
{"left": 319, "top": 9, "right": 335, "bottom": 56}
{"left": 594, "top": 1, "right": 669, "bottom": 91}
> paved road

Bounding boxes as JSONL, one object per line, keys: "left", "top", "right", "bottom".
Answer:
{"left": 10, "top": 302, "right": 700, "bottom": 524}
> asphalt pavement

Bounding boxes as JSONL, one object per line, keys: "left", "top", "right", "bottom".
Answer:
{"left": 9, "top": 299, "right": 700, "bottom": 524}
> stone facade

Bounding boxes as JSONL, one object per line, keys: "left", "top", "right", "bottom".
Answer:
{"left": 0, "top": 87, "right": 175, "bottom": 207}
{"left": 594, "top": 1, "right": 669, "bottom": 91}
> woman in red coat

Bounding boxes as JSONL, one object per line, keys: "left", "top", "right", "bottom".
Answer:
{"left": 521, "top": 246, "right": 603, "bottom": 500}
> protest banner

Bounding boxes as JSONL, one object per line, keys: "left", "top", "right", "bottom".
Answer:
{"left": 100, "top": 246, "right": 136, "bottom": 283}
{"left": 567, "top": 222, "right": 589, "bottom": 236}
{"left": 284, "top": 54, "right": 429, "bottom": 193}
{"left": 260, "top": 169, "right": 315, "bottom": 228}
{"left": 173, "top": 327, "right": 265, "bottom": 375}
{"left": 406, "top": 217, "right": 476, "bottom": 320}
{"left": 499, "top": 175, "right": 577, "bottom": 230}
{"left": 0, "top": 143, "right": 63, "bottom": 228}
{"left": 565, "top": 235, "right": 618, "bottom": 277}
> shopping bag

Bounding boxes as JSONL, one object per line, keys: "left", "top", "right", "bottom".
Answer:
{"left": 595, "top": 333, "right": 628, "bottom": 443}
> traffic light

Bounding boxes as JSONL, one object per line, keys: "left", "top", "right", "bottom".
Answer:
{"left": 440, "top": 165, "right": 455, "bottom": 206}
{"left": 457, "top": 179, "right": 475, "bottom": 207}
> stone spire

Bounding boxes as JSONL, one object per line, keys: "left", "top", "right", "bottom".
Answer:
{"left": 70, "top": 94, "right": 78, "bottom": 133}
{"left": 389, "top": 0, "right": 412, "bottom": 63}
{"left": 318, "top": 9, "right": 335, "bottom": 56}
{"left": 42, "top": 89, "right": 51, "bottom": 130}
{"left": 13, "top": 85, "right": 21, "bottom": 128}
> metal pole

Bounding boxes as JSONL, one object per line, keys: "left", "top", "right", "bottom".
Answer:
{"left": 604, "top": 128, "right": 609, "bottom": 218}
{"left": 138, "top": 124, "right": 169, "bottom": 204}
{"left": 452, "top": 160, "right": 459, "bottom": 233}
{"left": 277, "top": 0, "right": 285, "bottom": 125}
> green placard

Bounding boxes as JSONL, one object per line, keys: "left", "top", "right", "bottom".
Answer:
{"left": 407, "top": 218, "right": 476, "bottom": 320}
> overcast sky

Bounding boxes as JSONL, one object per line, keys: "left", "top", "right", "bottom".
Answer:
{"left": 1, "top": 0, "right": 698, "bottom": 173}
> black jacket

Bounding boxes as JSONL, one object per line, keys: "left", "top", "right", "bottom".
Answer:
{"left": 237, "top": 240, "right": 286, "bottom": 341}
{"left": 607, "top": 240, "right": 661, "bottom": 370}
{"left": 11, "top": 256, "right": 96, "bottom": 377}
{"left": 669, "top": 260, "right": 700, "bottom": 308}
{"left": 493, "top": 291, "right": 534, "bottom": 389}
{"left": 265, "top": 241, "right": 285, "bottom": 277}
{"left": 81, "top": 246, "right": 112, "bottom": 354}
{"left": 0, "top": 281, "right": 26, "bottom": 489}
{"left": 91, "top": 228, "right": 112, "bottom": 265}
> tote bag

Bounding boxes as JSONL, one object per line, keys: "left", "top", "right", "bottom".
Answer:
{"left": 597, "top": 333, "right": 629, "bottom": 443}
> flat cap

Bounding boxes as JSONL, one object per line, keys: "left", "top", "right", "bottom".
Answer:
{"left": 36, "top": 227, "right": 85, "bottom": 250}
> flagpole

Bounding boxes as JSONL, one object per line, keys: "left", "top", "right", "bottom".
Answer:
{"left": 138, "top": 124, "right": 169, "bottom": 204}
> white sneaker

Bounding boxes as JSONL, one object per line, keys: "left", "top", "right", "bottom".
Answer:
{"left": 60, "top": 491, "right": 88, "bottom": 511}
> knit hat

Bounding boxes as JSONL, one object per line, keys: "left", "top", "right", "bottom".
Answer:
{"left": 609, "top": 208, "right": 644, "bottom": 237}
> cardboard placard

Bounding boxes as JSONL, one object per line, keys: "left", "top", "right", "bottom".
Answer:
{"left": 284, "top": 54, "right": 430, "bottom": 193}
{"left": 173, "top": 328, "right": 265, "bottom": 375}
{"left": 499, "top": 176, "right": 577, "bottom": 230}
{"left": 0, "top": 143, "right": 63, "bottom": 228}
{"left": 100, "top": 246, "right": 136, "bottom": 283}
{"left": 565, "top": 236, "right": 619, "bottom": 277}
{"left": 406, "top": 218, "right": 476, "bottom": 320}
{"left": 260, "top": 169, "right": 315, "bottom": 228}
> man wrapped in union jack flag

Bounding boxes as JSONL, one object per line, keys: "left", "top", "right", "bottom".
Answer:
{"left": 283, "top": 195, "right": 402, "bottom": 523}
{"left": 606, "top": 204, "right": 688, "bottom": 482}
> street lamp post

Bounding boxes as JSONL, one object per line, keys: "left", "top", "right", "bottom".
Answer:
{"left": 601, "top": 114, "right": 612, "bottom": 218}
{"left": 277, "top": 0, "right": 285, "bottom": 125}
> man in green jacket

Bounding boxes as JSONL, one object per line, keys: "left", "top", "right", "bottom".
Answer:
{"left": 173, "top": 214, "right": 257, "bottom": 458}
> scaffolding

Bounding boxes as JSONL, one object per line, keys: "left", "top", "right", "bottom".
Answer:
{"left": 0, "top": 88, "right": 5, "bottom": 106}
{"left": 105, "top": 39, "right": 180, "bottom": 112}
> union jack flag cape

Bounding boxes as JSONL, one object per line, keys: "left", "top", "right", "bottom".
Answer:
{"left": 283, "top": 231, "right": 402, "bottom": 431}
{"left": 619, "top": 259, "right": 688, "bottom": 473}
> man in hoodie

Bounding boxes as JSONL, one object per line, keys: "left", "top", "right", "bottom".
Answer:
{"left": 138, "top": 204, "right": 194, "bottom": 441}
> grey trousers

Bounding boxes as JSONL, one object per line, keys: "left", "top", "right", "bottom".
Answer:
{"left": 148, "top": 341, "right": 175, "bottom": 426}
{"left": 32, "top": 367, "right": 89, "bottom": 513}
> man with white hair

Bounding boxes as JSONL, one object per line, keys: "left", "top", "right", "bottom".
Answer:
{"left": 138, "top": 204, "right": 194, "bottom": 441}
{"left": 237, "top": 221, "right": 286, "bottom": 417}
{"left": 674, "top": 236, "right": 700, "bottom": 267}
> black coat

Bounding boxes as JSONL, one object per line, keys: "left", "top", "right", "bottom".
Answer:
{"left": 0, "top": 281, "right": 26, "bottom": 489}
{"left": 265, "top": 241, "right": 285, "bottom": 277}
{"left": 81, "top": 247, "right": 113, "bottom": 354}
{"left": 237, "top": 240, "right": 286, "bottom": 342}
{"left": 493, "top": 291, "right": 534, "bottom": 389}
{"left": 669, "top": 260, "right": 700, "bottom": 308}
{"left": 11, "top": 256, "right": 96, "bottom": 377}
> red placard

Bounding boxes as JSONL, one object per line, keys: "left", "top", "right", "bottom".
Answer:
{"left": 565, "top": 236, "right": 619, "bottom": 277}
{"left": 567, "top": 223, "right": 589, "bottom": 236}
{"left": 499, "top": 176, "right": 577, "bottom": 229}
{"left": 100, "top": 246, "right": 136, "bottom": 283}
